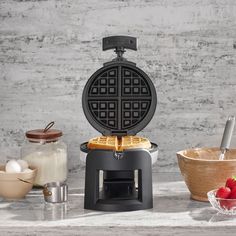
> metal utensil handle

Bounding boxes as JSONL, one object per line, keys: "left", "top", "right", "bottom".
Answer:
{"left": 220, "top": 116, "right": 235, "bottom": 151}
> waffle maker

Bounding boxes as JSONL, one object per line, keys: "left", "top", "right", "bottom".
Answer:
{"left": 80, "top": 36, "right": 157, "bottom": 211}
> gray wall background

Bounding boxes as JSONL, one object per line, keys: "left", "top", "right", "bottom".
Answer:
{"left": 0, "top": 0, "right": 236, "bottom": 172}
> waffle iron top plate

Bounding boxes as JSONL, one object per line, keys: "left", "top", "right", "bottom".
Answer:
{"left": 82, "top": 36, "right": 157, "bottom": 136}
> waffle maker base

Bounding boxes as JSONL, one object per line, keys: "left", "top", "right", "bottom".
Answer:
{"left": 80, "top": 141, "right": 158, "bottom": 211}
{"left": 82, "top": 147, "right": 155, "bottom": 211}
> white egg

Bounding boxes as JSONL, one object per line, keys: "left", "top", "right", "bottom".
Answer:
{"left": 22, "top": 168, "right": 33, "bottom": 173}
{"left": 5, "top": 160, "right": 22, "bottom": 173}
{"left": 17, "top": 159, "right": 29, "bottom": 171}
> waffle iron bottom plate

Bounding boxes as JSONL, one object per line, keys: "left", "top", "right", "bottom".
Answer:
{"left": 80, "top": 142, "right": 158, "bottom": 165}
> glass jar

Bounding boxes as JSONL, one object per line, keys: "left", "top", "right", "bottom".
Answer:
{"left": 21, "top": 123, "right": 67, "bottom": 186}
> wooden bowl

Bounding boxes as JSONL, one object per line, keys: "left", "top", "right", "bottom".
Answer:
{"left": 0, "top": 165, "right": 37, "bottom": 199}
{"left": 177, "top": 148, "right": 236, "bottom": 202}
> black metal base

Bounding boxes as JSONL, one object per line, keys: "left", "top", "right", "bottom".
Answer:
{"left": 84, "top": 149, "right": 153, "bottom": 211}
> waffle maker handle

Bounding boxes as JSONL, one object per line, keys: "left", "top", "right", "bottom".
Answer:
{"left": 103, "top": 36, "right": 137, "bottom": 51}
{"left": 103, "top": 36, "right": 137, "bottom": 60}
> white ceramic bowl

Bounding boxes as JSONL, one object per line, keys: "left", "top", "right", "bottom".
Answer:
{"left": 0, "top": 165, "right": 37, "bottom": 199}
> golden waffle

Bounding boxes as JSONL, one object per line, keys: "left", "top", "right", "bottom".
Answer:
{"left": 120, "top": 136, "right": 151, "bottom": 151}
{"left": 88, "top": 136, "right": 151, "bottom": 151}
{"left": 87, "top": 136, "right": 118, "bottom": 151}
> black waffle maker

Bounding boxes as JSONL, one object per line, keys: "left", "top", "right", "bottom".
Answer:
{"left": 80, "top": 36, "right": 157, "bottom": 211}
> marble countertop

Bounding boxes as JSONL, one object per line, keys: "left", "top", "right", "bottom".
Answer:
{"left": 0, "top": 172, "right": 236, "bottom": 236}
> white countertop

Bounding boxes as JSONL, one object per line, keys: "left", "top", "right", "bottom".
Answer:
{"left": 0, "top": 171, "right": 236, "bottom": 236}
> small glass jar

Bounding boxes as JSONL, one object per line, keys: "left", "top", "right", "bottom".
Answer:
{"left": 21, "top": 124, "right": 67, "bottom": 186}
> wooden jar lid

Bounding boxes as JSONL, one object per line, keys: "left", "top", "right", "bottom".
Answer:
{"left": 25, "top": 122, "right": 62, "bottom": 140}
{"left": 26, "top": 129, "right": 62, "bottom": 140}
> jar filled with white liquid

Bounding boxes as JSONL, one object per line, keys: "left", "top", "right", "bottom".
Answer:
{"left": 21, "top": 122, "right": 67, "bottom": 186}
